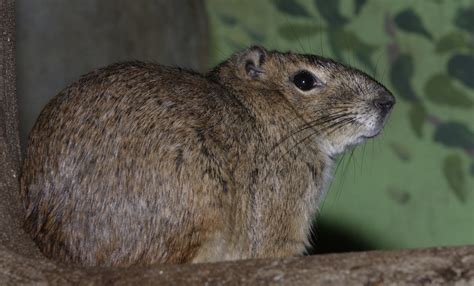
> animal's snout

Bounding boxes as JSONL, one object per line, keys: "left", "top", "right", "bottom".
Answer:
{"left": 373, "top": 91, "right": 395, "bottom": 114}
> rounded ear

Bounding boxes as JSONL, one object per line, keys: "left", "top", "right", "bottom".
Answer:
{"left": 240, "top": 45, "right": 267, "bottom": 80}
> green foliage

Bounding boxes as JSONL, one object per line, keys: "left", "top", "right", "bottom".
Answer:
{"left": 272, "top": 0, "right": 312, "bottom": 18}
{"left": 408, "top": 103, "right": 426, "bottom": 138}
{"left": 394, "top": 9, "right": 433, "bottom": 40}
{"left": 327, "top": 28, "right": 377, "bottom": 71}
{"left": 447, "top": 54, "right": 474, "bottom": 90}
{"left": 434, "top": 122, "right": 474, "bottom": 150}
{"left": 354, "top": 51, "right": 376, "bottom": 74}
{"left": 314, "top": 0, "right": 348, "bottom": 27}
{"left": 435, "top": 32, "right": 470, "bottom": 54}
{"left": 218, "top": 14, "right": 237, "bottom": 26}
{"left": 389, "top": 54, "right": 418, "bottom": 102}
{"left": 424, "top": 74, "right": 474, "bottom": 108}
{"left": 277, "top": 24, "right": 323, "bottom": 41}
{"left": 454, "top": 6, "right": 474, "bottom": 33}
{"left": 328, "top": 29, "right": 376, "bottom": 53}
{"left": 354, "top": 0, "right": 367, "bottom": 15}
{"left": 442, "top": 154, "right": 468, "bottom": 203}
{"left": 386, "top": 186, "right": 411, "bottom": 204}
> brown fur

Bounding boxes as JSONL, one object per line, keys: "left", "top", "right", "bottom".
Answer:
{"left": 20, "top": 46, "right": 394, "bottom": 266}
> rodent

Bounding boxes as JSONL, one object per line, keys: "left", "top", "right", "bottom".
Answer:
{"left": 20, "top": 46, "right": 395, "bottom": 266}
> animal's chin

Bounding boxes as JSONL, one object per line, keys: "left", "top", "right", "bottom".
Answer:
{"left": 325, "top": 127, "right": 384, "bottom": 156}
{"left": 339, "top": 129, "right": 382, "bottom": 153}
{"left": 360, "top": 129, "right": 382, "bottom": 139}
{"left": 327, "top": 136, "right": 365, "bottom": 156}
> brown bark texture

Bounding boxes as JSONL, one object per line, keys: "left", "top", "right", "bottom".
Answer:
{"left": 1, "top": 245, "right": 473, "bottom": 285}
{"left": 0, "top": 0, "right": 45, "bottom": 259}
{"left": 1, "top": 0, "right": 474, "bottom": 285}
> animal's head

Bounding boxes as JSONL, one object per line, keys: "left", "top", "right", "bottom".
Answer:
{"left": 214, "top": 46, "right": 395, "bottom": 156}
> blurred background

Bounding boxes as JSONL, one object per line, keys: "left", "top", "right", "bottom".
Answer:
{"left": 16, "top": 0, "right": 474, "bottom": 254}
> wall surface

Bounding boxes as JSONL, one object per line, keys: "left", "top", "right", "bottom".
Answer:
{"left": 16, "top": 0, "right": 209, "bottom": 147}
{"left": 206, "top": 0, "right": 474, "bottom": 252}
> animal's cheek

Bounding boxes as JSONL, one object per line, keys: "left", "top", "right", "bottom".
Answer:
{"left": 283, "top": 89, "right": 325, "bottom": 114}
{"left": 297, "top": 97, "right": 324, "bottom": 114}
{"left": 283, "top": 90, "right": 305, "bottom": 107}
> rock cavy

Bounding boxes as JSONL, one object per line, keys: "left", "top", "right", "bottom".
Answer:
{"left": 20, "top": 46, "right": 395, "bottom": 266}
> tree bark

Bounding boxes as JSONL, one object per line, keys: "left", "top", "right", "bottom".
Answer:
{"left": 0, "top": 0, "right": 44, "bottom": 259}
{"left": 0, "top": 245, "right": 473, "bottom": 285}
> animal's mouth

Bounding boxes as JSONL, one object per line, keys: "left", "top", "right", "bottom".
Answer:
{"left": 360, "top": 128, "right": 382, "bottom": 139}
{"left": 359, "top": 124, "right": 383, "bottom": 140}
{"left": 361, "top": 90, "right": 395, "bottom": 141}
{"left": 360, "top": 101, "right": 395, "bottom": 140}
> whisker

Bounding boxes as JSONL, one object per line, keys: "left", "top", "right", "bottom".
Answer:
{"left": 334, "top": 146, "right": 356, "bottom": 203}
{"left": 274, "top": 116, "right": 355, "bottom": 164}
{"left": 324, "top": 152, "right": 347, "bottom": 211}
{"left": 269, "top": 111, "right": 352, "bottom": 155}
{"left": 323, "top": 118, "right": 354, "bottom": 135}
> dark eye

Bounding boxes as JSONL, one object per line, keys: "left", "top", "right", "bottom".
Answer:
{"left": 292, "top": 70, "right": 319, "bottom": 91}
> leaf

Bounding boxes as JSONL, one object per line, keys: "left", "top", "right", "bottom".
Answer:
{"left": 442, "top": 154, "right": 467, "bottom": 203}
{"left": 387, "top": 186, "right": 411, "bottom": 204}
{"left": 389, "top": 53, "right": 418, "bottom": 102}
{"left": 272, "top": 0, "right": 312, "bottom": 18}
{"left": 314, "top": 0, "right": 348, "bottom": 27}
{"left": 435, "top": 31, "right": 469, "bottom": 54}
{"left": 434, "top": 122, "right": 474, "bottom": 150}
{"left": 218, "top": 14, "right": 237, "bottom": 26}
{"left": 277, "top": 24, "right": 323, "bottom": 41}
{"left": 326, "top": 28, "right": 378, "bottom": 69}
{"left": 354, "top": 0, "right": 367, "bottom": 15}
{"left": 424, "top": 74, "right": 474, "bottom": 108}
{"left": 329, "top": 29, "right": 376, "bottom": 53}
{"left": 355, "top": 51, "right": 376, "bottom": 75}
{"left": 327, "top": 28, "right": 377, "bottom": 65}
{"left": 394, "top": 9, "right": 433, "bottom": 40}
{"left": 454, "top": 6, "right": 474, "bottom": 33}
{"left": 408, "top": 103, "right": 426, "bottom": 138}
{"left": 389, "top": 142, "right": 412, "bottom": 162}
{"left": 447, "top": 54, "right": 474, "bottom": 90}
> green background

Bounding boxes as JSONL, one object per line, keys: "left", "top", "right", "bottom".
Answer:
{"left": 205, "top": 0, "right": 474, "bottom": 251}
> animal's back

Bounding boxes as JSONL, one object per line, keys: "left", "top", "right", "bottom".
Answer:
{"left": 20, "top": 62, "right": 232, "bottom": 266}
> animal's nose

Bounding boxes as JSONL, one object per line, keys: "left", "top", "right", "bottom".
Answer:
{"left": 373, "top": 91, "right": 395, "bottom": 114}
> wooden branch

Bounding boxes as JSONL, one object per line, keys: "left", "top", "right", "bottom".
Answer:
{"left": 0, "top": 0, "right": 43, "bottom": 259}
{"left": 0, "top": 245, "right": 473, "bottom": 285}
